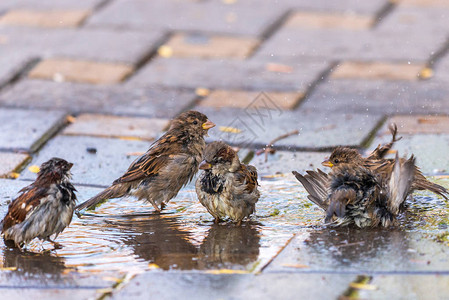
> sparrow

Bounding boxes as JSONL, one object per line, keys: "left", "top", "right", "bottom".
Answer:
{"left": 1, "top": 158, "right": 77, "bottom": 249}
{"left": 293, "top": 151, "right": 415, "bottom": 228}
{"left": 76, "top": 110, "right": 215, "bottom": 212}
{"left": 195, "top": 141, "right": 260, "bottom": 226}
{"left": 323, "top": 145, "right": 448, "bottom": 200}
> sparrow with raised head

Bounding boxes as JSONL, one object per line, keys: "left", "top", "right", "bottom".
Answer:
{"left": 1, "top": 158, "right": 77, "bottom": 249}
{"left": 195, "top": 141, "right": 260, "bottom": 226}
{"left": 293, "top": 150, "right": 415, "bottom": 228}
{"left": 323, "top": 146, "right": 448, "bottom": 200}
{"left": 76, "top": 110, "right": 215, "bottom": 212}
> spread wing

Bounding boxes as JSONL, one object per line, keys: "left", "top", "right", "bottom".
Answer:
{"left": 113, "top": 133, "right": 182, "bottom": 184}
{"left": 236, "top": 164, "right": 259, "bottom": 193}
{"left": 292, "top": 169, "right": 330, "bottom": 210}
{"left": 1, "top": 185, "right": 48, "bottom": 232}
{"left": 367, "top": 123, "right": 402, "bottom": 160}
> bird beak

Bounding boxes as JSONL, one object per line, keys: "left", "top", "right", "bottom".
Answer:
{"left": 68, "top": 163, "right": 74, "bottom": 170}
{"left": 202, "top": 120, "right": 215, "bottom": 130}
{"left": 321, "top": 159, "right": 333, "bottom": 168}
{"left": 199, "top": 160, "right": 212, "bottom": 170}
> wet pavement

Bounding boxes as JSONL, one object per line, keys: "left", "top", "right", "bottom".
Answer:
{"left": 0, "top": 0, "right": 449, "bottom": 299}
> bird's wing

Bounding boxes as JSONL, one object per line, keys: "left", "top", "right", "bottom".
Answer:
{"left": 388, "top": 153, "right": 415, "bottom": 214}
{"left": 1, "top": 186, "right": 48, "bottom": 232}
{"left": 113, "top": 133, "right": 182, "bottom": 184}
{"left": 412, "top": 164, "right": 449, "bottom": 200}
{"left": 292, "top": 169, "right": 329, "bottom": 210}
{"left": 367, "top": 123, "right": 402, "bottom": 160}
{"left": 325, "top": 188, "right": 357, "bottom": 223}
{"left": 236, "top": 164, "right": 259, "bottom": 194}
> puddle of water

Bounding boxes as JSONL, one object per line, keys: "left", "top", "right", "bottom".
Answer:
{"left": 0, "top": 176, "right": 447, "bottom": 279}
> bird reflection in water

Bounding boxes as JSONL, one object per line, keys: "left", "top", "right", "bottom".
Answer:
{"left": 112, "top": 215, "right": 261, "bottom": 270}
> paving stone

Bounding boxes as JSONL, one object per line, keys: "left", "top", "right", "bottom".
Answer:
{"left": 330, "top": 61, "right": 425, "bottom": 81}
{"left": 285, "top": 11, "right": 373, "bottom": 30}
{"left": 254, "top": 27, "right": 446, "bottom": 62}
{"left": 129, "top": 57, "right": 331, "bottom": 92}
{"left": 63, "top": 114, "right": 169, "bottom": 141}
{"left": 0, "top": 0, "right": 103, "bottom": 11}
{"left": 279, "top": 0, "right": 388, "bottom": 14}
{"left": 20, "top": 135, "right": 152, "bottom": 186}
{"left": 86, "top": 0, "right": 287, "bottom": 36}
{"left": 0, "top": 108, "right": 66, "bottom": 153}
{"left": 199, "top": 90, "right": 304, "bottom": 110}
{"left": 0, "top": 153, "right": 30, "bottom": 178}
{"left": 386, "top": 115, "right": 449, "bottom": 134}
{"left": 302, "top": 78, "right": 449, "bottom": 115}
{"left": 0, "top": 50, "right": 35, "bottom": 87}
{"left": 196, "top": 107, "right": 382, "bottom": 149}
{"left": 400, "top": 0, "right": 449, "bottom": 6}
{"left": 264, "top": 226, "right": 449, "bottom": 273}
{"left": 0, "top": 10, "right": 90, "bottom": 28}
{"left": 433, "top": 53, "right": 449, "bottom": 83}
{"left": 250, "top": 151, "right": 331, "bottom": 176}
{"left": 0, "top": 80, "right": 197, "bottom": 118}
{"left": 111, "top": 272, "right": 355, "bottom": 300}
{"left": 159, "top": 33, "right": 259, "bottom": 59}
{"left": 28, "top": 58, "right": 134, "bottom": 84}
{"left": 0, "top": 26, "right": 164, "bottom": 64}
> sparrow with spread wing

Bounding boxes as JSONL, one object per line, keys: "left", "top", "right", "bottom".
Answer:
{"left": 1, "top": 158, "right": 77, "bottom": 249}
{"left": 76, "top": 110, "right": 215, "bottom": 212}
{"left": 293, "top": 150, "right": 415, "bottom": 228}
{"left": 195, "top": 141, "right": 260, "bottom": 226}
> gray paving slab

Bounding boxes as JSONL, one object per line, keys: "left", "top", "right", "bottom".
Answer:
{"left": 0, "top": 108, "right": 66, "bottom": 153}
{"left": 302, "top": 79, "right": 449, "bottom": 115}
{"left": 19, "top": 135, "right": 151, "bottom": 186}
{"left": 128, "top": 56, "right": 331, "bottom": 92}
{"left": 281, "top": 0, "right": 388, "bottom": 14}
{"left": 0, "top": 79, "right": 197, "bottom": 118}
{"left": 197, "top": 107, "right": 382, "bottom": 149}
{"left": 254, "top": 28, "right": 446, "bottom": 62}
{"left": 86, "top": 0, "right": 287, "bottom": 36}
{"left": 0, "top": 153, "right": 30, "bottom": 177}
{"left": 433, "top": 53, "right": 449, "bottom": 83}
{"left": 250, "top": 150, "right": 331, "bottom": 176}
{"left": 0, "top": 0, "right": 104, "bottom": 11}
{"left": 0, "top": 26, "right": 164, "bottom": 64}
{"left": 110, "top": 272, "right": 356, "bottom": 300}
{"left": 0, "top": 49, "right": 35, "bottom": 87}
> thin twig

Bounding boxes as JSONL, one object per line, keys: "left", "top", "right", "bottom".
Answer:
{"left": 257, "top": 130, "right": 299, "bottom": 162}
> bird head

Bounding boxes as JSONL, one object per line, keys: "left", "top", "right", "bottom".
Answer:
{"left": 322, "top": 147, "right": 364, "bottom": 168}
{"left": 199, "top": 141, "right": 240, "bottom": 174}
{"left": 37, "top": 157, "right": 74, "bottom": 183}
{"left": 169, "top": 110, "right": 215, "bottom": 137}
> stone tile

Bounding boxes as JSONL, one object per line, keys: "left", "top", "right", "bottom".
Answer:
{"left": 0, "top": 289, "right": 103, "bottom": 299}
{"left": 197, "top": 107, "right": 382, "bottom": 149}
{"left": 159, "top": 33, "right": 259, "bottom": 59}
{"left": 0, "top": 108, "right": 66, "bottom": 153}
{"left": 111, "top": 272, "right": 355, "bottom": 300}
{"left": 285, "top": 11, "right": 373, "bottom": 30}
{"left": 0, "top": 10, "right": 90, "bottom": 28}
{"left": 0, "top": 0, "right": 103, "bottom": 11}
{"left": 399, "top": 0, "right": 449, "bottom": 6}
{"left": 281, "top": 0, "right": 388, "bottom": 14}
{"left": 254, "top": 27, "right": 446, "bottom": 62}
{"left": 0, "top": 50, "right": 35, "bottom": 87}
{"left": 386, "top": 115, "right": 449, "bottom": 134}
{"left": 129, "top": 57, "right": 331, "bottom": 92}
{"left": 433, "top": 53, "right": 449, "bottom": 83}
{"left": 330, "top": 61, "right": 425, "bottom": 81}
{"left": 63, "top": 114, "right": 169, "bottom": 141}
{"left": 251, "top": 151, "right": 331, "bottom": 176}
{"left": 20, "top": 135, "right": 152, "bottom": 186}
{"left": 86, "top": 0, "right": 287, "bottom": 36}
{"left": 0, "top": 153, "right": 30, "bottom": 178}
{"left": 0, "top": 26, "right": 164, "bottom": 65}
{"left": 0, "top": 80, "right": 197, "bottom": 118}
{"left": 28, "top": 59, "right": 134, "bottom": 84}
{"left": 199, "top": 90, "right": 304, "bottom": 110}
{"left": 302, "top": 79, "right": 449, "bottom": 115}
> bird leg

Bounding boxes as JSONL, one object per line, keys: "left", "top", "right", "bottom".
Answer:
{"left": 236, "top": 220, "right": 242, "bottom": 227}
{"left": 160, "top": 202, "right": 166, "bottom": 210}
{"left": 46, "top": 237, "right": 63, "bottom": 249}
{"left": 149, "top": 201, "right": 161, "bottom": 213}
{"left": 214, "top": 217, "right": 221, "bottom": 224}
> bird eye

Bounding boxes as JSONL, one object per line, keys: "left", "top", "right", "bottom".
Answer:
{"left": 334, "top": 159, "right": 339, "bottom": 163}
{"left": 193, "top": 120, "right": 198, "bottom": 125}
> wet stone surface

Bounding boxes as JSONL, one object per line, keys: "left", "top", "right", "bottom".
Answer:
{"left": 0, "top": 108, "right": 66, "bottom": 153}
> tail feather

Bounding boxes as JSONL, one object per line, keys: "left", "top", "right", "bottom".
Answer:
{"left": 75, "top": 185, "right": 122, "bottom": 211}
{"left": 388, "top": 153, "right": 415, "bottom": 214}
{"left": 413, "top": 169, "right": 449, "bottom": 200}
{"left": 292, "top": 170, "right": 328, "bottom": 210}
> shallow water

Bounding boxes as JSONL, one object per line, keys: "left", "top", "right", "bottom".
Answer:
{"left": 0, "top": 176, "right": 447, "bottom": 279}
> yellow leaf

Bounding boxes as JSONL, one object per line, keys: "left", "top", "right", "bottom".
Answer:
{"left": 206, "top": 269, "right": 248, "bottom": 274}
{"left": 0, "top": 267, "right": 17, "bottom": 271}
{"left": 148, "top": 263, "right": 160, "bottom": 270}
{"left": 349, "top": 282, "right": 377, "bottom": 290}
{"left": 96, "top": 288, "right": 113, "bottom": 294}
{"left": 102, "top": 276, "right": 122, "bottom": 283}
{"left": 158, "top": 45, "right": 173, "bottom": 58}
{"left": 28, "top": 165, "right": 40, "bottom": 173}
{"left": 282, "top": 264, "right": 310, "bottom": 269}
{"left": 219, "top": 126, "right": 242, "bottom": 133}
{"left": 419, "top": 67, "right": 433, "bottom": 79}
{"left": 9, "top": 172, "right": 20, "bottom": 179}
{"left": 118, "top": 136, "right": 142, "bottom": 141}
{"left": 66, "top": 115, "right": 76, "bottom": 123}
{"left": 195, "top": 87, "right": 210, "bottom": 97}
